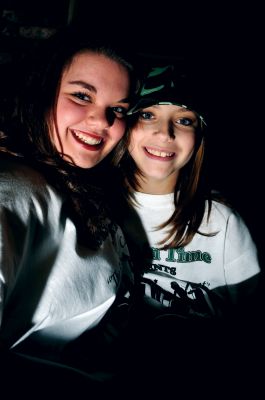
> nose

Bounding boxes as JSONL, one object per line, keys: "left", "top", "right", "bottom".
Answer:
{"left": 153, "top": 120, "right": 175, "bottom": 141}
{"left": 85, "top": 105, "right": 114, "bottom": 130}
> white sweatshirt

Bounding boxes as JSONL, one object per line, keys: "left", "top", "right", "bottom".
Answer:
{"left": 0, "top": 157, "right": 133, "bottom": 359}
{"left": 123, "top": 191, "right": 260, "bottom": 318}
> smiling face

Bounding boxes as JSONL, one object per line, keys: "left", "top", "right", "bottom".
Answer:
{"left": 128, "top": 104, "right": 198, "bottom": 194}
{"left": 50, "top": 51, "right": 130, "bottom": 168}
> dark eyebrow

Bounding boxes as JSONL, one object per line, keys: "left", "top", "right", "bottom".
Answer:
{"left": 68, "top": 80, "right": 130, "bottom": 104}
{"left": 68, "top": 80, "right": 96, "bottom": 93}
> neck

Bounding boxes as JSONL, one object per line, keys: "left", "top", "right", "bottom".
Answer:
{"left": 136, "top": 173, "right": 178, "bottom": 195}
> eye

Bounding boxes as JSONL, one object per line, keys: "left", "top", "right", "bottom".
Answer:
{"left": 72, "top": 91, "right": 91, "bottom": 102}
{"left": 139, "top": 111, "right": 154, "bottom": 120}
{"left": 175, "top": 113, "right": 198, "bottom": 129}
{"left": 176, "top": 117, "right": 193, "bottom": 126}
{"left": 110, "top": 106, "right": 127, "bottom": 119}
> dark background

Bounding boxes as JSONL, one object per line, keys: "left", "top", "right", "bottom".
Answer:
{"left": 0, "top": 0, "right": 264, "bottom": 265}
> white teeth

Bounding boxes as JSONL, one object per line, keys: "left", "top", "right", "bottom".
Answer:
{"left": 146, "top": 148, "right": 174, "bottom": 157}
{"left": 73, "top": 131, "right": 102, "bottom": 145}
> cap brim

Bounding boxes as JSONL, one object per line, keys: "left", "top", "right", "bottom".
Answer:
{"left": 127, "top": 98, "right": 206, "bottom": 127}
{"left": 127, "top": 97, "right": 185, "bottom": 115}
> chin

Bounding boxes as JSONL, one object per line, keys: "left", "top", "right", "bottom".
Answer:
{"left": 76, "top": 158, "right": 101, "bottom": 169}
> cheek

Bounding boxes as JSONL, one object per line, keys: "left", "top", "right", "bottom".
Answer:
{"left": 183, "top": 135, "right": 196, "bottom": 161}
{"left": 187, "top": 139, "right": 196, "bottom": 154}
{"left": 56, "top": 100, "right": 86, "bottom": 128}
{"left": 128, "top": 138, "right": 135, "bottom": 153}
{"left": 110, "top": 120, "right": 126, "bottom": 143}
{"left": 128, "top": 129, "right": 143, "bottom": 152}
{"left": 182, "top": 133, "right": 196, "bottom": 151}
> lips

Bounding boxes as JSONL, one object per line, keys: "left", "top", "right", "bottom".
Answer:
{"left": 144, "top": 146, "right": 175, "bottom": 159}
{"left": 71, "top": 129, "right": 105, "bottom": 151}
{"left": 72, "top": 129, "right": 103, "bottom": 145}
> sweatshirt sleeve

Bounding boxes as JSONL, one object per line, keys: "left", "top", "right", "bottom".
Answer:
{"left": 0, "top": 196, "right": 33, "bottom": 326}
{"left": 223, "top": 210, "right": 261, "bottom": 304}
{"left": 0, "top": 161, "right": 53, "bottom": 329}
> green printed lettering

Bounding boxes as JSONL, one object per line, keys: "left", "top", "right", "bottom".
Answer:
{"left": 190, "top": 251, "right": 202, "bottom": 261}
{"left": 151, "top": 247, "right": 161, "bottom": 261}
{"left": 202, "top": 252, "right": 212, "bottom": 263}
{"left": 176, "top": 247, "right": 186, "bottom": 262}
{"left": 176, "top": 247, "right": 212, "bottom": 264}
{"left": 166, "top": 248, "right": 177, "bottom": 262}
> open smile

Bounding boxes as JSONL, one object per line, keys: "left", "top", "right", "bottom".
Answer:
{"left": 72, "top": 130, "right": 103, "bottom": 145}
{"left": 144, "top": 146, "right": 175, "bottom": 159}
{"left": 71, "top": 129, "right": 105, "bottom": 151}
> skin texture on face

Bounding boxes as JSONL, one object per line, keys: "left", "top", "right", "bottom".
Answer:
{"left": 51, "top": 51, "right": 130, "bottom": 168}
{"left": 128, "top": 104, "right": 197, "bottom": 194}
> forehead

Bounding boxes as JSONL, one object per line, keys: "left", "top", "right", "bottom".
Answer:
{"left": 61, "top": 51, "right": 130, "bottom": 94}
{"left": 144, "top": 104, "right": 197, "bottom": 115}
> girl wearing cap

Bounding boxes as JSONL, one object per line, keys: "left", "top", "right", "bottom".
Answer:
{"left": 110, "top": 63, "right": 262, "bottom": 398}
{"left": 115, "top": 65, "right": 261, "bottom": 321}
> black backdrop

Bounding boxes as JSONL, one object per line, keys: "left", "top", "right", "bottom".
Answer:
{"left": 0, "top": 0, "right": 264, "bottom": 261}
{"left": 0, "top": 1, "right": 264, "bottom": 391}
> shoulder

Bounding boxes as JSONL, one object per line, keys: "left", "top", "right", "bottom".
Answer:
{"left": 0, "top": 155, "right": 61, "bottom": 211}
{"left": 210, "top": 200, "right": 235, "bottom": 220}
{"left": 0, "top": 156, "right": 47, "bottom": 186}
{"left": 203, "top": 197, "right": 235, "bottom": 225}
{"left": 206, "top": 199, "right": 253, "bottom": 239}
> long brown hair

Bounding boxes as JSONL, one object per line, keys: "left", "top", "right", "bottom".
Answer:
{"left": 116, "top": 118, "right": 217, "bottom": 249}
{"left": 0, "top": 25, "right": 136, "bottom": 250}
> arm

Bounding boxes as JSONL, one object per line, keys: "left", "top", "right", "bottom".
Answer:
{"left": 0, "top": 159, "right": 52, "bottom": 343}
{"left": 224, "top": 210, "right": 261, "bottom": 306}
